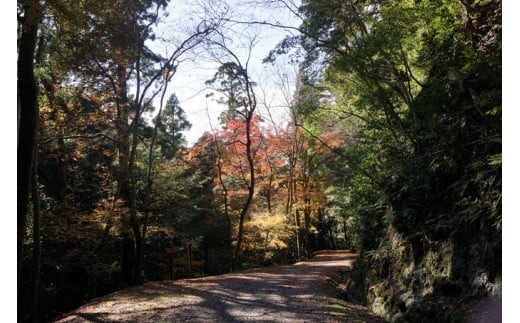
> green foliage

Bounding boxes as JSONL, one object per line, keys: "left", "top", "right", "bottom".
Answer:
{"left": 293, "top": 0, "right": 501, "bottom": 319}
{"left": 206, "top": 61, "right": 257, "bottom": 124}
{"left": 153, "top": 94, "right": 192, "bottom": 160}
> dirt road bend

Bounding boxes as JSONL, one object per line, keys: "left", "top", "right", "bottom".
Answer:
{"left": 56, "top": 250, "right": 384, "bottom": 322}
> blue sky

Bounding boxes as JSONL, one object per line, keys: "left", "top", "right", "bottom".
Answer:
{"left": 152, "top": 0, "right": 303, "bottom": 145}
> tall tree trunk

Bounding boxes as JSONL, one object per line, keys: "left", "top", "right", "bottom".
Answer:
{"left": 113, "top": 66, "right": 134, "bottom": 286}
{"left": 133, "top": 231, "right": 143, "bottom": 284}
{"left": 317, "top": 208, "right": 326, "bottom": 249}
{"left": 203, "top": 237, "right": 209, "bottom": 274}
{"left": 232, "top": 114, "right": 256, "bottom": 271}
{"left": 120, "top": 232, "right": 135, "bottom": 287}
{"left": 266, "top": 174, "right": 273, "bottom": 214}
{"left": 213, "top": 131, "right": 233, "bottom": 271}
{"left": 300, "top": 153, "right": 313, "bottom": 257}
{"left": 187, "top": 242, "right": 193, "bottom": 277}
{"left": 286, "top": 154, "right": 294, "bottom": 215}
{"left": 343, "top": 219, "right": 351, "bottom": 250}
{"left": 115, "top": 65, "right": 131, "bottom": 203}
{"left": 31, "top": 148, "right": 41, "bottom": 323}
{"left": 126, "top": 33, "right": 143, "bottom": 283}
{"left": 128, "top": 110, "right": 142, "bottom": 284}
{"left": 302, "top": 204, "right": 310, "bottom": 255}
{"left": 18, "top": 0, "right": 42, "bottom": 319}
{"left": 294, "top": 209, "right": 301, "bottom": 262}
{"left": 138, "top": 68, "right": 174, "bottom": 284}
{"left": 328, "top": 227, "right": 337, "bottom": 250}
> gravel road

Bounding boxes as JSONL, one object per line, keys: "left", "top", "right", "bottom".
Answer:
{"left": 56, "top": 250, "right": 385, "bottom": 322}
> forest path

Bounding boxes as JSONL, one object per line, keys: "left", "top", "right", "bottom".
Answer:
{"left": 56, "top": 250, "right": 384, "bottom": 322}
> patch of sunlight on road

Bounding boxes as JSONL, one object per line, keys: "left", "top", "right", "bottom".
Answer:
{"left": 160, "top": 294, "right": 205, "bottom": 306}
{"left": 229, "top": 273, "right": 268, "bottom": 280}
{"left": 264, "top": 293, "right": 288, "bottom": 304}
{"left": 77, "top": 294, "right": 208, "bottom": 321}
{"left": 301, "top": 262, "right": 351, "bottom": 267}
{"left": 296, "top": 294, "right": 315, "bottom": 299}
{"left": 138, "top": 294, "right": 203, "bottom": 309}
{"left": 235, "top": 291, "right": 259, "bottom": 301}
{"left": 226, "top": 307, "right": 294, "bottom": 320}
{"left": 325, "top": 303, "right": 347, "bottom": 310}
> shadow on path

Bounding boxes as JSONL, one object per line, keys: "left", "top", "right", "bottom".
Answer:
{"left": 56, "top": 250, "right": 385, "bottom": 322}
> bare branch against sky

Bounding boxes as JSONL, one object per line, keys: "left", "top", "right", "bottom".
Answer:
{"left": 147, "top": 0, "right": 302, "bottom": 145}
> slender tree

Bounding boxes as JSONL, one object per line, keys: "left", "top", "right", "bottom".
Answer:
{"left": 18, "top": 0, "right": 42, "bottom": 319}
{"left": 206, "top": 35, "right": 260, "bottom": 270}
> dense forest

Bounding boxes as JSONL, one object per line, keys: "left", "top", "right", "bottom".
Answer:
{"left": 17, "top": 0, "right": 501, "bottom": 322}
